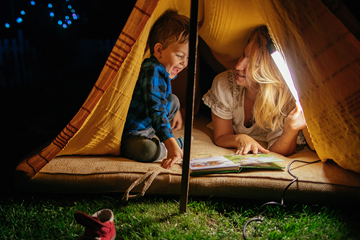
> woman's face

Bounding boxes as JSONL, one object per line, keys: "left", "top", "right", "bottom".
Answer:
{"left": 234, "top": 40, "right": 258, "bottom": 89}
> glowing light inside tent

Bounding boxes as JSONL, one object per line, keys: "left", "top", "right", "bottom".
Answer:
{"left": 50, "top": 12, "right": 55, "bottom": 17}
{"left": 16, "top": 17, "right": 23, "bottom": 23}
{"left": 21, "top": 10, "right": 26, "bottom": 15}
{"left": 267, "top": 42, "right": 302, "bottom": 110}
{"left": 48, "top": 3, "right": 53, "bottom": 8}
{"left": 30, "top": 1, "right": 36, "bottom": 6}
{"left": 5, "top": 23, "right": 10, "bottom": 28}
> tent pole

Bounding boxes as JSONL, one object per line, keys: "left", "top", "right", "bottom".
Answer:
{"left": 180, "top": 0, "right": 199, "bottom": 213}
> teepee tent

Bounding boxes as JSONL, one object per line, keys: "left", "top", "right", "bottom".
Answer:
{"left": 15, "top": 0, "right": 360, "bottom": 204}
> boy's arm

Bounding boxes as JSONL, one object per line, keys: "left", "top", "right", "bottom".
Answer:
{"left": 171, "top": 111, "right": 183, "bottom": 131}
{"left": 161, "top": 137, "right": 183, "bottom": 169}
{"left": 142, "top": 69, "right": 174, "bottom": 141}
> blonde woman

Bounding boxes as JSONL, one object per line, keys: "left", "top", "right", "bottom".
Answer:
{"left": 202, "top": 26, "right": 306, "bottom": 156}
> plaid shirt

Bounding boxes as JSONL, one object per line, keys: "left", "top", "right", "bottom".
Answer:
{"left": 124, "top": 55, "right": 175, "bottom": 142}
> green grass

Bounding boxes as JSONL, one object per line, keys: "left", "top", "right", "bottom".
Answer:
{"left": 1, "top": 193, "right": 359, "bottom": 239}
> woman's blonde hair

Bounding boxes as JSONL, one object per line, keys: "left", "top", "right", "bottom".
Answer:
{"left": 247, "top": 26, "right": 295, "bottom": 131}
{"left": 148, "top": 10, "right": 190, "bottom": 54}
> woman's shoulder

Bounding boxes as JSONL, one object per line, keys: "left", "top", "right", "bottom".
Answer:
{"left": 212, "top": 69, "right": 237, "bottom": 91}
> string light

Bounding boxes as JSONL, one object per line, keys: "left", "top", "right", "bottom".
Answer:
{"left": 3, "top": 0, "right": 80, "bottom": 29}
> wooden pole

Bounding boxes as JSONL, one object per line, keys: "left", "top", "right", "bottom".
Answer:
{"left": 180, "top": 0, "right": 199, "bottom": 213}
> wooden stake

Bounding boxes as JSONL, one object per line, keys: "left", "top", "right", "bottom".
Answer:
{"left": 180, "top": 0, "right": 199, "bottom": 213}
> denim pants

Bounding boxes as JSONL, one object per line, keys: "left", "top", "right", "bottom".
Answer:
{"left": 121, "top": 94, "right": 180, "bottom": 162}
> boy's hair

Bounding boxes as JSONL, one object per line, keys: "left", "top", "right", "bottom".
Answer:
{"left": 148, "top": 10, "right": 190, "bottom": 54}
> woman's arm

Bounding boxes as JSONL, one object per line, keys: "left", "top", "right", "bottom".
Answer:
{"left": 212, "top": 112, "right": 268, "bottom": 154}
{"left": 269, "top": 105, "right": 307, "bottom": 156}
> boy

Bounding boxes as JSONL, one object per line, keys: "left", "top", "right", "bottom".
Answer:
{"left": 121, "top": 10, "right": 189, "bottom": 169}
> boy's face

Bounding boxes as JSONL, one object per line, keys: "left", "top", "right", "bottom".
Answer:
{"left": 154, "top": 42, "right": 189, "bottom": 79}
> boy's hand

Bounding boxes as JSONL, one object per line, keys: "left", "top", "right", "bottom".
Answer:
{"left": 162, "top": 138, "right": 183, "bottom": 169}
{"left": 171, "top": 111, "right": 183, "bottom": 131}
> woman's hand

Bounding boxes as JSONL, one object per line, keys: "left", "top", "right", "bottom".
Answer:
{"left": 212, "top": 113, "right": 268, "bottom": 155}
{"left": 269, "top": 104, "right": 306, "bottom": 156}
{"left": 171, "top": 111, "right": 183, "bottom": 131}
{"left": 284, "top": 104, "right": 307, "bottom": 132}
{"left": 235, "top": 134, "right": 269, "bottom": 155}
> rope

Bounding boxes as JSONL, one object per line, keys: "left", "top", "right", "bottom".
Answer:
{"left": 122, "top": 169, "right": 161, "bottom": 202}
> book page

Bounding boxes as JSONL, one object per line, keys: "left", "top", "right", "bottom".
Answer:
{"left": 190, "top": 156, "right": 238, "bottom": 171}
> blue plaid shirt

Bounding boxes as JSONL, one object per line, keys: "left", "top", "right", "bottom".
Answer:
{"left": 124, "top": 55, "right": 175, "bottom": 142}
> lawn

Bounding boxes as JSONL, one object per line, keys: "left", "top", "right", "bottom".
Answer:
{"left": 1, "top": 191, "right": 359, "bottom": 239}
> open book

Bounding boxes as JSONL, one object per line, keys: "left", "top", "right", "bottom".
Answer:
{"left": 189, "top": 153, "right": 285, "bottom": 175}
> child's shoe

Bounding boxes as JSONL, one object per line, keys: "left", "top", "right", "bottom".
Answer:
{"left": 74, "top": 209, "right": 116, "bottom": 240}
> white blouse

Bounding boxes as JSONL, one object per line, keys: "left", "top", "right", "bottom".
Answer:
{"left": 202, "top": 70, "right": 283, "bottom": 148}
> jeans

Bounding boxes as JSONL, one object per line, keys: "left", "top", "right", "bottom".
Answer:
{"left": 121, "top": 94, "right": 180, "bottom": 162}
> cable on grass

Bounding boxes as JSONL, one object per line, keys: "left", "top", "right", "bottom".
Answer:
{"left": 242, "top": 159, "right": 321, "bottom": 240}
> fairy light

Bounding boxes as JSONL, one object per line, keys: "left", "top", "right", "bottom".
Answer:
{"left": 3, "top": 0, "right": 80, "bottom": 29}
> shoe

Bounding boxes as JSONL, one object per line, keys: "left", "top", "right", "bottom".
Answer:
{"left": 74, "top": 209, "right": 116, "bottom": 240}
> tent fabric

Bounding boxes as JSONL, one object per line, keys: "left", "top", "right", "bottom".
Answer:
{"left": 255, "top": 0, "right": 360, "bottom": 173}
{"left": 15, "top": 0, "right": 360, "bottom": 184}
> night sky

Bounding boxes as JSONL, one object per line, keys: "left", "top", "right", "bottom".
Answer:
{"left": 1, "top": 0, "right": 136, "bottom": 193}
